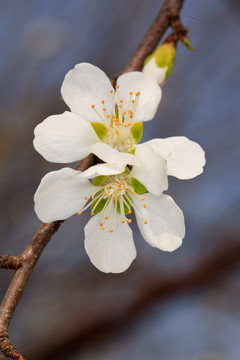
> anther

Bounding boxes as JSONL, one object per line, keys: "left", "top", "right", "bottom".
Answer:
{"left": 99, "top": 222, "right": 103, "bottom": 226}
{"left": 110, "top": 89, "right": 113, "bottom": 93}
{"left": 105, "top": 186, "right": 109, "bottom": 190}
{"left": 106, "top": 114, "right": 110, "bottom": 118}
{"left": 91, "top": 105, "right": 95, "bottom": 109}
{"left": 135, "top": 91, "right": 140, "bottom": 96}
{"left": 121, "top": 219, "right": 125, "bottom": 223}
{"left": 141, "top": 196, "right": 145, "bottom": 200}
{"left": 101, "top": 100, "right": 105, "bottom": 104}
{"left": 131, "top": 99, "right": 135, "bottom": 103}
{"left": 127, "top": 219, "right": 132, "bottom": 224}
{"left": 100, "top": 226, "right": 105, "bottom": 230}
{"left": 105, "top": 192, "right": 109, "bottom": 196}
{"left": 109, "top": 124, "right": 113, "bottom": 128}
{"left": 129, "top": 91, "right": 133, "bottom": 95}
{"left": 124, "top": 124, "right": 128, "bottom": 127}
{"left": 115, "top": 85, "right": 119, "bottom": 89}
{"left": 84, "top": 196, "right": 88, "bottom": 200}
{"left": 92, "top": 198, "right": 97, "bottom": 202}
{"left": 109, "top": 228, "right": 113, "bottom": 232}
{"left": 143, "top": 204, "right": 147, "bottom": 208}
{"left": 124, "top": 186, "right": 128, "bottom": 190}
{"left": 115, "top": 130, "right": 119, "bottom": 135}
{"left": 128, "top": 210, "right": 132, "bottom": 214}
{"left": 128, "top": 123, "right": 131, "bottom": 126}
{"left": 144, "top": 220, "right": 148, "bottom": 224}
{"left": 119, "top": 104, "right": 122, "bottom": 108}
{"left": 131, "top": 190, "right": 134, "bottom": 194}
{"left": 114, "top": 196, "right": 118, "bottom": 201}
{"left": 110, "top": 133, "right": 114, "bottom": 137}
{"left": 103, "top": 108, "right": 106, "bottom": 111}
{"left": 77, "top": 211, "right": 82, "bottom": 215}
{"left": 106, "top": 128, "right": 110, "bottom": 132}
{"left": 120, "top": 99, "right": 123, "bottom": 103}
{"left": 105, "top": 216, "right": 109, "bottom": 220}
{"left": 91, "top": 212, "right": 94, "bottom": 216}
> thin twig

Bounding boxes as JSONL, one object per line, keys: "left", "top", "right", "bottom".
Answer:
{"left": 0, "top": 1, "right": 186, "bottom": 358}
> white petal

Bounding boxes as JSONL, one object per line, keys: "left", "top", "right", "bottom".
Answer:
{"left": 90, "top": 142, "right": 140, "bottom": 166}
{"left": 130, "top": 142, "right": 168, "bottom": 195}
{"left": 117, "top": 71, "right": 162, "bottom": 122}
{"left": 134, "top": 193, "right": 185, "bottom": 252}
{"left": 80, "top": 163, "right": 125, "bottom": 179}
{"left": 84, "top": 212, "right": 136, "bottom": 273}
{"left": 61, "top": 63, "right": 114, "bottom": 122}
{"left": 148, "top": 137, "right": 206, "bottom": 179}
{"left": 34, "top": 168, "right": 93, "bottom": 222}
{"left": 33, "top": 111, "right": 100, "bottom": 163}
{"left": 142, "top": 58, "right": 167, "bottom": 86}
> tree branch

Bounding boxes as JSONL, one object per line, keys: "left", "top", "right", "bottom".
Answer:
{"left": 0, "top": 1, "right": 186, "bottom": 358}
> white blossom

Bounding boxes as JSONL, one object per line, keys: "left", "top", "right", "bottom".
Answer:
{"left": 33, "top": 63, "right": 162, "bottom": 166}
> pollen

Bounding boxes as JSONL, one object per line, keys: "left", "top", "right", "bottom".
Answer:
{"left": 128, "top": 210, "right": 132, "bottom": 214}
{"left": 103, "top": 108, "right": 106, "bottom": 111}
{"left": 84, "top": 196, "right": 88, "bottom": 200}
{"left": 105, "top": 186, "right": 109, "bottom": 190}
{"left": 115, "top": 85, "right": 119, "bottom": 89}
{"left": 141, "top": 196, "right": 145, "bottom": 201}
{"left": 143, "top": 204, "right": 147, "bottom": 208}
{"left": 131, "top": 190, "right": 135, "bottom": 194}
{"left": 91, "top": 105, "right": 95, "bottom": 109}
{"left": 99, "top": 222, "right": 103, "bottom": 226}
{"left": 106, "top": 114, "right": 110, "bottom": 118}
{"left": 110, "top": 90, "right": 113, "bottom": 93}
{"left": 109, "top": 124, "right": 113, "bottom": 128}
{"left": 124, "top": 186, "right": 128, "bottom": 190}
{"left": 77, "top": 211, "right": 82, "bottom": 215}
{"left": 121, "top": 219, "right": 125, "bottom": 223}
{"left": 105, "top": 216, "right": 109, "bottom": 220}
{"left": 131, "top": 99, "right": 135, "bottom": 103}
{"left": 144, "top": 220, "right": 148, "bottom": 224}
{"left": 129, "top": 91, "right": 133, "bottom": 95}
{"left": 91, "top": 212, "right": 95, "bottom": 216}
{"left": 109, "top": 228, "right": 113, "bottom": 232}
{"left": 100, "top": 226, "right": 105, "bottom": 230}
{"left": 92, "top": 198, "right": 97, "bottom": 202}
{"left": 101, "top": 100, "right": 105, "bottom": 104}
{"left": 105, "top": 192, "right": 109, "bottom": 196}
{"left": 127, "top": 219, "right": 132, "bottom": 224}
{"left": 120, "top": 99, "right": 123, "bottom": 103}
{"left": 135, "top": 91, "right": 140, "bottom": 96}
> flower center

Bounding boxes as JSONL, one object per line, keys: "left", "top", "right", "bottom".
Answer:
{"left": 77, "top": 174, "right": 148, "bottom": 232}
{"left": 91, "top": 86, "right": 141, "bottom": 152}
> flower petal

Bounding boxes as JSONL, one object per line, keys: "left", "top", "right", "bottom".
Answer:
{"left": 90, "top": 142, "right": 140, "bottom": 166}
{"left": 84, "top": 212, "right": 136, "bottom": 273}
{"left": 148, "top": 137, "right": 206, "bottom": 179}
{"left": 33, "top": 111, "right": 100, "bottom": 163}
{"left": 130, "top": 142, "right": 168, "bottom": 195}
{"left": 117, "top": 72, "right": 162, "bottom": 122}
{"left": 61, "top": 63, "right": 114, "bottom": 122}
{"left": 134, "top": 193, "right": 185, "bottom": 252}
{"left": 34, "top": 168, "right": 93, "bottom": 222}
{"left": 80, "top": 163, "right": 125, "bottom": 179}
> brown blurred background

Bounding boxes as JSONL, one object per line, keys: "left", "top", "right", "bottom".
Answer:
{"left": 0, "top": 0, "right": 240, "bottom": 359}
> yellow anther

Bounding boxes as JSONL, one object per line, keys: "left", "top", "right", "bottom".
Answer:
{"left": 123, "top": 111, "right": 127, "bottom": 115}
{"left": 101, "top": 100, "right": 105, "bottom": 104}
{"left": 115, "top": 130, "right": 119, "bottom": 135}
{"left": 105, "top": 186, "right": 110, "bottom": 190}
{"left": 141, "top": 196, "right": 145, "bottom": 201}
{"left": 130, "top": 115, "right": 133, "bottom": 119}
{"left": 135, "top": 91, "right": 140, "bottom": 96}
{"left": 92, "top": 198, "right": 97, "bottom": 202}
{"left": 109, "top": 124, "right": 113, "bottom": 128}
{"left": 110, "top": 89, "right": 113, "bottom": 93}
{"left": 109, "top": 228, "right": 113, "bottom": 232}
{"left": 119, "top": 182, "right": 123, "bottom": 185}
{"left": 144, "top": 220, "right": 148, "bottom": 224}
{"left": 91, "top": 212, "right": 95, "bottom": 216}
{"left": 77, "top": 211, "right": 82, "bottom": 215}
{"left": 100, "top": 226, "right": 105, "bottom": 230}
{"left": 119, "top": 104, "right": 122, "bottom": 108}
{"left": 91, "top": 105, "right": 95, "bottom": 109}
{"left": 124, "top": 186, "right": 128, "bottom": 190}
{"left": 128, "top": 210, "right": 132, "bottom": 214}
{"left": 131, "top": 99, "right": 135, "bottom": 103}
{"left": 115, "top": 85, "right": 119, "bottom": 89}
{"left": 127, "top": 219, "right": 132, "bottom": 224}
{"left": 128, "top": 123, "right": 131, "bottom": 126}
{"left": 84, "top": 196, "right": 88, "bottom": 200}
{"left": 143, "top": 204, "right": 147, "bottom": 208}
{"left": 114, "top": 196, "right": 118, "bottom": 201}
{"left": 131, "top": 190, "right": 134, "bottom": 194}
{"left": 128, "top": 109, "right": 131, "bottom": 113}
{"left": 129, "top": 91, "right": 133, "bottom": 95}
{"left": 106, "top": 114, "right": 110, "bottom": 118}
{"left": 121, "top": 219, "right": 125, "bottom": 223}
{"left": 103, "top": 108, "right": 106, "bottom": 111}
{"left": 105, "top": 216, "right": 109, "bottom": 220}
{"left": 117, "top": 184, "right": 122, "bottom": 188}
{"left": 120, "top": 99, "right": 123, "bottom": 103}
{"left": 110, "top": 133, "right": 114, "bottom": 137}
{"left": 99, "top": 222, "right": 103, "bottom": 226}
{"left": 124, "top": 124, "right": 128, "bottom": 128}
{"left": 105, "top": 192, "right": 109, "bottom": 196}
{"left": 106, "top": 128, "right": 110, "bottom": 132}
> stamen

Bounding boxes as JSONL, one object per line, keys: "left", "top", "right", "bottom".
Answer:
{"left": 121, "top": 219, "right": 125, "bottom": 223}
{"left": 99, "top": 222, "right": 103, "bottom": 226}
{"left": 105, "top": 192, "right": 109, "bottom": 196}
{"left": 110, "top": 90, "right": 113, "bottom": 93}
{"left": 144, "top": 220, "right": 148, "bottom": 224}
{"left": 100, "top": 226, "right": 105, "bottom": 230}
{"left": 77, "top": 211, "right": 82, "bottom": 215}
{"left": 84, "top": 196, "right": 88, "bottom": 200}
{"left": 101, "top": 100, "right": 105, "bottom": 104}
{"left": 143, "top": 204, "right": 147, "bottom": 208}
{"left": 127, "top": 219, "right": 132, "bottom": 224}
{"left": 141, "top": 196, "right": 145, "bottom": 200}
{"left": 109, "top": 228, "right": 113, "bottom": 232}
{"left": 105, "top": 216, "right": 109, "bottom": 220}
{"left": 91, "top": 212, "right": 94, "bottom": 216}
{"left": 115, "top": 85, "right": 119, "bottom": 89}
{"left": 131, "top": 190, "right": 134, "bottom": 194}
{"left": 128, "top": 210, "right": 132, "bottom": 214}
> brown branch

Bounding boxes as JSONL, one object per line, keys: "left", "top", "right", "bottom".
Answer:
{"left": 122, "top": 0, "right": 185, "bottom": 73}
{"left": 0, "top": 1, "right": 186, "bottom": 358}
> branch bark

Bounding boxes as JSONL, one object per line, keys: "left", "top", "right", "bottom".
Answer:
{"left": 0, "top": 1, "right": 186, "bottom": 358}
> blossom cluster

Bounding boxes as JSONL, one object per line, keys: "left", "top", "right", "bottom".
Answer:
{"left": 34, "top": 63, "right": 205, "bottom": 273}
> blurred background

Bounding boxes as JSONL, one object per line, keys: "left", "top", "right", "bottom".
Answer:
{"left": 0, "top": 0, "right": 240, "bottom": 359}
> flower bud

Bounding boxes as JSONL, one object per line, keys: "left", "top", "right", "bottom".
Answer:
{"left": 142, "top": 43, "right": 176, "bottom": 86}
